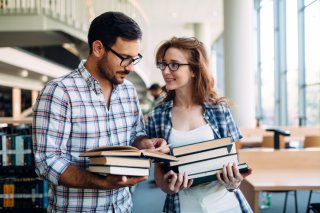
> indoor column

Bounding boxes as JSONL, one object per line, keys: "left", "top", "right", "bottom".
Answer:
{"left": 224, "top": 0, "right": 256, "bottom": 128}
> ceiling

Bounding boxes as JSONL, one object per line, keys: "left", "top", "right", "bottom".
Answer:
{"left": 0, "top": 0, "right": 224, "bottom": 96}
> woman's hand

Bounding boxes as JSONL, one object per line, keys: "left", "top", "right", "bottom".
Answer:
{"left": 163, "top": 170, "right": 193, "bottom": 194}
{"left": 216, "top": 162, "right": 244, "bottom": 191}
{"left": 155, "top": 166, "right": 193, "bottom": 194}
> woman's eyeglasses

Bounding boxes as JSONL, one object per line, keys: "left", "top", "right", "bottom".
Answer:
{"left": 156, "top": 62, "right": 190, "bottom": 71}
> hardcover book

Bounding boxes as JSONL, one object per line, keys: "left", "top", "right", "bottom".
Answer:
{"left": 171, "top": 137, "right": 232, "bottom": 157}
{"left": 175, "top": 153, "right": 239, "bottom": 175}
{"left": 189, "top": 163, "right": 249, "bottom": 186}
{"left": 89, "top": 156, "right": 150, "bottom": 168}
{"left": 169, "top": 145, "right": 232, "bottom": 167}
{"left": 88, "top": 165, "right": 149, "bottom": 176}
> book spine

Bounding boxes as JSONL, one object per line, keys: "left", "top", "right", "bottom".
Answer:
{"left": 11, "top": 135, "right": 16, "bottom": 166}
{"left": 8, "top": 183, "right": 15, "bottom": 208}
{"left": 43, "top": 179, "right": 49, "bottom": 208}
{"left": 3, "top": 134, "right": 8, "bottom": 166}
{"left": 6, "top": 135, "right": 12, "bottom": 166}
{"left": 24, "top": 135, "right": 33, "bottom": 166}
{"left": 15, "top": 135, "right": 24, "bottom": 166}
{"left": 0, "top": 181, "right": 3, "bottom": 208}
{"left": 0, "top": 134, "right": 2, "bottom": 166}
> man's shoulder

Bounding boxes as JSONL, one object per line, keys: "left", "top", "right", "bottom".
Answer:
{"left": 47, "top": 70, "right": 80, "bottom": 87}
{"left": 117, "top": 79, "right": 135, "bottom": 91}
{"left": 122, "top": 79, "right": 135, "bottom": 88}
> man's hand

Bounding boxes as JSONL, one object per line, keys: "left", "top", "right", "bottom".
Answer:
{"left": 105, "top": 175, "right": 148, "bottom": 189}
{"left": 133, "top": 136, "right": 169, "bottom": 153}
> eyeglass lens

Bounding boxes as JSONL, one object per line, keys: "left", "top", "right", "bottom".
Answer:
{"left": 157, "top": 62, "right": 189, "bottom": 71}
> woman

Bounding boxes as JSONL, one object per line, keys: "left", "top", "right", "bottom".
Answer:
{"left": 147, "top": 37, "right": 252, "bottom": 213}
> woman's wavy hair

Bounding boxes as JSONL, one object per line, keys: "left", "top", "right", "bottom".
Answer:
{"left": 155, "top": 37, "right": 228, "bottom": 105}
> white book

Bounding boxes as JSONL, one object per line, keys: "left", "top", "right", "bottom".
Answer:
{"left": 178, "top": 153, "right": 239, "bottom": 175}
{"left": 88, "top": 165, "right": 149, "bottom": 176}
{"left": 188, "top": 163, "right": 249, "bottom": 179}
{"left": 169, "top": 146, "right": 230, "bottom": 167}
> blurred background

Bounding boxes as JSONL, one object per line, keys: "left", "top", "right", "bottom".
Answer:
{"left": 0, "top": 1, "right": 320, "bottom": 213}
{"left": 0, "top": 0, "right": 319, "bottom": 128}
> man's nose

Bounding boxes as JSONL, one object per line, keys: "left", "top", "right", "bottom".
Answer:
{"left": 124, "top": 63, "right": 135, "bottom": 72}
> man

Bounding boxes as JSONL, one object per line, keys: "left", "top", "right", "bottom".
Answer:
{"left": 32, "top": 11, "right": 167, "bottom": 212}
{"left": 148, "top": 83, "right": 165, "bottom": 108}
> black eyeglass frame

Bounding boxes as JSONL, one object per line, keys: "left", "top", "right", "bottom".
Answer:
{"left": 156, "top": 61, "right": 190, "bottom": 71}
{"left": 104, "top": 45, "right": 143, "bottom": 67}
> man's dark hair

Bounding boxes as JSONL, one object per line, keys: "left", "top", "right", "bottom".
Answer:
{"left": 88, "top": 11, "right": 142, "bottom": 53}
{"left": 149, "top": 83, "right": 161, "bottom": 91}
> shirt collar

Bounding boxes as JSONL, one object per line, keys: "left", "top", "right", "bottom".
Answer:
{"left": 162, "top": 100, "right": 215, "bottom": 110}
{"left": 77, "top": 60, "right": 102, "bottom": 94}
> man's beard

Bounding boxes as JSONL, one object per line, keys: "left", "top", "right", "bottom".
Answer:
{"left": 97, "top": 58, "right": 130, "bottom": 85}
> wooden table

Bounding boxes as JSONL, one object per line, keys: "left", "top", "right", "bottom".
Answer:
{"left": 239, "top": 135, "right": 305, "bottom": 148}
{"left": 238, "top": 149, "right": 320, "bottom": 213}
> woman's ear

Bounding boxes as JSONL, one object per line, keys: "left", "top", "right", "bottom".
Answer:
{"left": 92, "top": 40, "right": 104, "bottom": 58}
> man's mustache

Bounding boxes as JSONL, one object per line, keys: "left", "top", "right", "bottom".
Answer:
{"left": 119, "top": 70, "right": 130, "bottom": 75}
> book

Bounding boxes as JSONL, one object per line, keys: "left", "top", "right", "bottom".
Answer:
{"left": 189, "top": 163, "right": 249, "bottom": 186}
{"left": 171, "top": 137, "right": 232, "bottom": 157}
{"left": 88, "top": 165, "right": 149, "bottom": 176}
{"left": 175, "top": 153, "right": 239, "bottom": 175}
{"left": 89, "top": 156, "right": 150, "bottom": 168}
{"left": 169, "top": 145, "right": 232, "bottom": 167}
{"left": 80, "top": 145, "right": 178, "bottom": 162}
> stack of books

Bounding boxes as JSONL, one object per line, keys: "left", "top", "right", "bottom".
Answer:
{"left": 168, "top": 137, "right": 248, "bottom": 185}
{"left": 80, "top": 146, "right": 178, "bottom": 176}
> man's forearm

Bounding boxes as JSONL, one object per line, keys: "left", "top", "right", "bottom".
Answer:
{"left": 58, "top": 164, "right": 110, "bottom": 189}
{"left": 58, "top": 164, "right": 147, "bottom": 190}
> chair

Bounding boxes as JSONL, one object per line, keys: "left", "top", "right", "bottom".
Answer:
{"left": 306, "top": 190, "right": 320, "bottom": 213}
{"left": 304, "top": 136, "right": 320, "bottom": 213}
{"left": 234, "top": 141, "right": 242, "bottom": 152}
{"left": 304, "top": 136, "right": 320, "bottom": 148}
{"left": 261, "top": 132, "right": 298, "bottom": 213}
{"left": 261, "top": 135, "right": 286, "bottom": 149}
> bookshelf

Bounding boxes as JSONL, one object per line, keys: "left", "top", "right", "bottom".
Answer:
{"left": 0, "top": 124, "right": 48, "bottom": 212}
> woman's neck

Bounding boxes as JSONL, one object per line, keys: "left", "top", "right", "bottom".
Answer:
{"left": 174, "top": 90, "right": 198, "bottom": 109}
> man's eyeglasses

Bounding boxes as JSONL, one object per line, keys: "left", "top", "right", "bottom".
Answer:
{"left": 156, "top": 61, "right": 190, "bottom": 71}
{"left": 104, "top": 45, "right": 142, "bottom": 67}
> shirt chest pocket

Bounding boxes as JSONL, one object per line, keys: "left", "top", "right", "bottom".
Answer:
{"left": 70, "top": 102, "right": 108, "bottom": 145}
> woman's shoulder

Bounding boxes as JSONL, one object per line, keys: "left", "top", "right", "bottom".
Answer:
{"left": 155, "top": 101, "right": 172, "bottom": 110}
{"left": 204, "top": 102, "right": 230, "bottom": 111}
{"left": 148, "top": 101, "right": 171, "bottom": 117}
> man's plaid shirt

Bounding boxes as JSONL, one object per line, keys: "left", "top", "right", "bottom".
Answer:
{"left": 146, "top": 101, "right": 253, "bottom": 213}
{"left": 32, "top": 60, "right": 146, "bottom": 212}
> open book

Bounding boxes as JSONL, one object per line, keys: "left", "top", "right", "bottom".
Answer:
{"left": 80, "top": 145, "right": 178, "bottom": 162}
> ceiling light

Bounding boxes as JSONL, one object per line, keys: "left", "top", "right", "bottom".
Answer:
{"left": 41, "top": 75, "right": 48, "bottom": 82}
{"left": 21, "top": 69, "right": 29, "bottom": 77}
{"left": 62, "top": 43, "right": 80, "bottom": 56}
